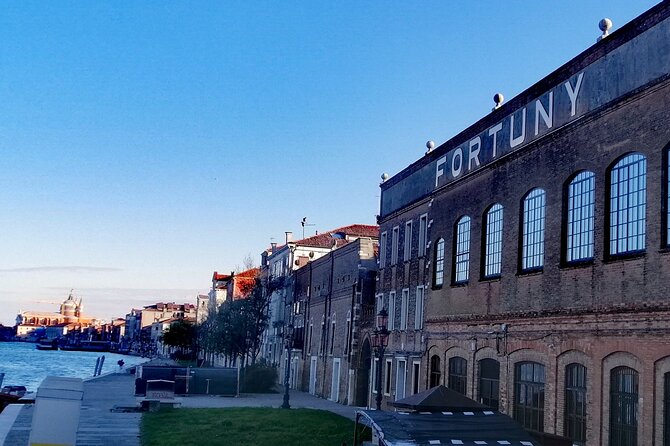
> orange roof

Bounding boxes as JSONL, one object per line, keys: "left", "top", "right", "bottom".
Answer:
{"left": 213, "top": 271, "right": 231, "bottom": 281}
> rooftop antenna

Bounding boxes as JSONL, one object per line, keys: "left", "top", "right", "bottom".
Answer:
{"left": 301, "top": 217, "right": 315, "bottom": 239}
{"left": 598, "top": 18, "right": 612, "bottom": 42}
{"left": 493, "top": 93, "right": 504, "bottom": 111}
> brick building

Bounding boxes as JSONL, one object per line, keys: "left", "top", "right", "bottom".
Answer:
{"left": 295, "top": 236, "right": 378, "bottom": 406}
{"left": 376, "top": 3, "right": 670, "bottom": 446}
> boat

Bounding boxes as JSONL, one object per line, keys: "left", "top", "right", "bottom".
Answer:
{"left": 0, "top": 385, "right": 27, "bottom": 412}
{"left": 35, "top": 338, "right": 59, "bottom": 350}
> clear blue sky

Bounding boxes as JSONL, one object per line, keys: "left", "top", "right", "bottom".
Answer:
{"left": 0, "top": 1, "right": 660, "bottom": 325}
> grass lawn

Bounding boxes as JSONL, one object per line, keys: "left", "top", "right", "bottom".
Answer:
{"left": 141, "top": 407, "right": 354, "bottom": 446}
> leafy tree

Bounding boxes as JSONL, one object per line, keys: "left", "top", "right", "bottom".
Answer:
{"left": 161, "top": 319, "right": 198, "bottom": 359}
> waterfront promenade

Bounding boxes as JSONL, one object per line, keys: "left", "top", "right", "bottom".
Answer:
{"left": 1, "top": 372, "right": 362, "bottom": 445}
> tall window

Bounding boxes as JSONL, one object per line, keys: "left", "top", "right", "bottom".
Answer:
{"left": 329, "top": 315, "right": 336, "bottom": 355}
{"left": 380, "top": 232, "right": 387, "bottom": 268}
{"left": 419, "top": 214, "right": 428, "bottom": 257}
{"left": 372, "top": 358, "right": 379, "bottom": 393}
{"left": 453, "top": 216, "right": 471, "bottom": 283}
{"left": 391, "top": 226, "right": 399, "bottom": 265}
{"left": 610, "top": 367, "right": 639, "bottom": 446}
{"left": 429, "top": 355, "right": 441, "bottom": 388}
{"left": 566, "top": 171, "right": 595, "bottom": 262}
{"left": 521, "top": 188, "right": 547, "bottom": 271}
{"left": 400, "top": 289, "right": 409, "bottom": 330}
{"left": 404, "top": 220, "right": 413, "bottom": 262}
{"left": 434, "top": 238, "right": 445, "bottom": 287}
{"left": 448, "top": 357, "right": 467, "bottom": 395}
{"left": 384, "top": 359, "right": 392, "bottom": 395}
{"left": 514, "top": 361, "right": 545, "bottom": 432}
{"left": 478, "top": 359, "right": 500, "bottom": 410}
{"left": 344, "top": 311, "right": 351, "bottom": 355}
{"left": 388, "top": 291, "right": 396, "bottom": 331}
{"left": 484, "top": 204, "right": 504, "bottom": 277}
{"left": 609, "top": 153, "right": 647, "bottom": 256}
{"left": 414, "top": 286, "right": 424, "bottom": 329}
{"left": 565, "top": 363, "right": 587, "bottom": 446}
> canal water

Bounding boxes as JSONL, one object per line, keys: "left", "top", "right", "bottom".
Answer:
{"left": 0, "top": 341, "right": 146, "bottom": 391}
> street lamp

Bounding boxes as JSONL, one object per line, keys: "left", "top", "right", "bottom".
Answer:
{"left": 371, "top": 309, "right": 389, "bottom": 410}
{"left": 281, "top": 323, "right": 294, "bottom": 409}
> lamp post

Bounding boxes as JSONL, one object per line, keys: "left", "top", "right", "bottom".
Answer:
{"left": 281, "top": 323, "right": 294, "bottom": 409}
{"left": 371, "top": 309, "right": 389, "bottom": 410}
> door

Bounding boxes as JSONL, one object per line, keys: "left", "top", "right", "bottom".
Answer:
{"left": 331, "top": 358, "right": 341, "bottom": 402}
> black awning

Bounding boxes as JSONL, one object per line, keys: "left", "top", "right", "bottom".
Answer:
{"left": 356, "top": 410, "right": 538, "bottom": 446}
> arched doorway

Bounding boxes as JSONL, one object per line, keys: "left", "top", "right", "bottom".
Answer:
{"left": 355, "top": 338, "right": 372, "bottom": 406}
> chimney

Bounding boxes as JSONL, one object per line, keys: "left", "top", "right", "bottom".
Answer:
{"left": 285, "top": 231, "right": 293, "bottom": 244}
{"left": 270, "top": 242, "right": 277, "bottom": 252}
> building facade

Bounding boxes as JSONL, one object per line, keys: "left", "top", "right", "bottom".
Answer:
{"left": 377, "top": 4, "right": 670, "bottom": 446}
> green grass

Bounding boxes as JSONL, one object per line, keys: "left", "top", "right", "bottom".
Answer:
{"left": 141, "top": 407, "right": 354, "bottom": 446}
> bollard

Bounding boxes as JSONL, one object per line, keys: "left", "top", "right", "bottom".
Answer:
{"left": 28, "top": 376, "right": 84, "bottom": 446}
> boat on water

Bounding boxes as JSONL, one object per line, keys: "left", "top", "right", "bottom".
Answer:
{"left": 35, "top": 338, "right": 59, "bottom": 350}
{"left": 60, "top": 340, "right": 111, "bottom": 352}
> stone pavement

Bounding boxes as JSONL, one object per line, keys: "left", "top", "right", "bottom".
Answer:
{"left": 1, "top": 372, "right": 366, "bottom": 445}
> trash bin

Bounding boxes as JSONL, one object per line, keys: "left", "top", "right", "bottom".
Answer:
{"left": 28, "top": 376, "right": 84, "bottom": 446}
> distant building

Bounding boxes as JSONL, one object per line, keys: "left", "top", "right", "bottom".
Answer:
{"left": 15, "top": 291, "right": 100, "bottom": 338}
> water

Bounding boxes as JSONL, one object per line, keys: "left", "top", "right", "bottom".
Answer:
{"left": 0, "top": 341, "right": 146, "bottom": 391}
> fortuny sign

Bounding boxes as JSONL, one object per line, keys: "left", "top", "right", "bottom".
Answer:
{"left": 435, "top": 73, "right": 584, "bottom": 188}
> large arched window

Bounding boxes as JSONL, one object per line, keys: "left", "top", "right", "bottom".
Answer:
{"left": 453, "top": 216, "right": 471, "bottom": 284}
{"left": 429, "top": 355, "right": 441, "bottom": 388}
{"left": 434, "top": 238, "right": 445, "bottom": 287}
{"left": 565, "top": 363, "right": 587, "bottom": 446}
{"left": 521, "top": 188, "right": 546, "bottom": 271}
{"left": 566, "top": 171, "right": 595, "bottom": 263}
{"left": 483, "top": 204, "right": 504, "bottom": 278}
{"left": 448, "top": 356, "right": 467, "bottom": 395}
{"left": 609, "top": 153, "right": 646, "bottom": 256}
{"left": 478, "top": 359, "right": 500, "bottom": 411}
{"left": 514, "top": 361, "right": 545, "bottom": 432}
{"left": 610, "top": 366, "right": 639, "bottom": 446}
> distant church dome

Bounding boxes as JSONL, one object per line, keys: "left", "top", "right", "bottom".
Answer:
{"left": 60, "top": 290, "right": 80, "bottom": 323}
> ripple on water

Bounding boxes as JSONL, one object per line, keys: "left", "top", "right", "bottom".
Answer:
{"left": 0, "top": 341, "right": 146, "bottom": 391}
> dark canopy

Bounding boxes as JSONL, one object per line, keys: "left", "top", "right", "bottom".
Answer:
{"left": 390, "top": 385, "right": 490, "bottom": 412}
{"left": 356, "top": 410, "right": 538, "bottom": 446}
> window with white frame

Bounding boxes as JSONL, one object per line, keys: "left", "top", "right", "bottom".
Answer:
{"left": 384, "top": 359, "right": 393, "bottom": 395}
{"left": 434, "top": 238, "right": 445, "bottom": 287}
{"left": 380, "top": 231, "right": 387, "bottom": 268}
{"left": 391, "top": 226, "right": 399, "bottom": 265}
{"left": 415, "top": 286, "right": 424, "bottom": 329}
{"left": 484, "top": 204, "right": 504, "bottom": 277}
{"left": 453, "top": 215, "right": 471, "bottom": 283}
{"left": 376, "top": 293, "right": 384, "bottom": 314}
{"left": 396, "top": 359, "right": 407, "bottom": 400}
{"left": 329, "top": 314, "right": 336, "bottom": 355}
{"left": 372, "top": 357, "right": 379, "bottom": 393}
{"left": 388, "top": 291, "right": 396, "bottom": 330}
{"left": 400, "top": 289, "right": 409, "bottom": 330}
{"left": 521, "top": 188, "right": 547, "bottom": 271}
{"left": 344, "top": 311, "right": 351, "bottom": 355}
{"left": 404, "top": 220, "right": 413, "bottom": 262}
{"left": 566, "top": 171, "right": 596, "bottom": 263}
{"left": 609, "top": 153, "right": 647, "bottom": 256}
{"left": 418, "top": 214, "right": 428, "bottom": 257}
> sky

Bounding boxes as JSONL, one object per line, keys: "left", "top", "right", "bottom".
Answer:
{"left": 0, "top": 1, "right": 661, "bottom": 325}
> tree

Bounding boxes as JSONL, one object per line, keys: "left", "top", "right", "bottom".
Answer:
{"left": 206, "top": 277, "right": 269, "bottom": 366}
{"left": 161, "top": 320, "right": 198, "bottom": 359}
